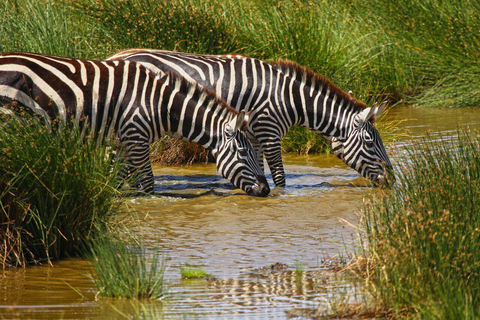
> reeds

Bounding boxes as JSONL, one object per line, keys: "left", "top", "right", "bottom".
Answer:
{"left": 363, "top": 128, "right": 480, "bottom": 318}
{"left": 88, "top": 232, "right": 166, "bottom": 300}
{"left": 0, "top": 117, "right": 122, "bottom": 267}
{"left": 76, "top": 0, "right": 240, "bottom": 55}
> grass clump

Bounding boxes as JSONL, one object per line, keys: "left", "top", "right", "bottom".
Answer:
{"left": 0, "top": 117, "right": 122, "bottom": 267}
{"left": 363, "top": 128, "right": 480, "bottom": 319}
{"left": 76, "top": 0, "right": 240, "bottom": 56}
{"left": 282, "top": 127, "right": 330, "bottom": 155}
{"left": 0, "top": 0, "right": 107, "bottom": 59}
{"left": 180, "top": 265, "right": 208, "bottom": 279}
{"left": 89, "top": 232, "right": 166, "bottom": 300}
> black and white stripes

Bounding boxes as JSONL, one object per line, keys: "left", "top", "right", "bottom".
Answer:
{"left": 106, "top": 50, "right": 393, "bottom": 186}
{"left": 0, "top": 52, "right": 270, "bottom": 196}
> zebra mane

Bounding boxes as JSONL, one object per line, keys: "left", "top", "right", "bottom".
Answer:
{"left": 273, "top": 59, "right": 368, "bottom": 113}
{"left": 161, "top": 70, "right": 240, "bottom": 117}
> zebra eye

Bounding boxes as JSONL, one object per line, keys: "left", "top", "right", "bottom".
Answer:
{"left": 365, "top": 140, "right": 375, "bottom": 149}
{"left": 238, "top": 148, "right": 248, "bottom": 157}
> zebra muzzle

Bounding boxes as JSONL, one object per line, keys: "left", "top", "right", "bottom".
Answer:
{"left": 247, "top": 175, "right": 270, "bottom": 197}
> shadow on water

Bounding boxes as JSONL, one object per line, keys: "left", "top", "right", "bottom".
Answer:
{"left": 152, "top": 172, "right": 369, "bottom": 198}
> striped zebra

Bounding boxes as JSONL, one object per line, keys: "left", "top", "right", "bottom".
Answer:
{"left": 106, "top": 49, "right": 394, "bottom": 187}
{"left": 0, "top": 52, "right": 270, "bottom": 197}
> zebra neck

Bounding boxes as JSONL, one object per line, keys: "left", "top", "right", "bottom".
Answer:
{"left": 153, "top": 77, "right": 233, "bottom": 153}
{"left": 296, "top": 81, "right": 360, "bottom": 141}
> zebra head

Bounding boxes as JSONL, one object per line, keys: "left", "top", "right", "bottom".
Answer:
{"left": 216, "top": 111, "right": 270, "bottom": 197}
{"left": 331, "top": 102, "right": 394, "bottom": 186}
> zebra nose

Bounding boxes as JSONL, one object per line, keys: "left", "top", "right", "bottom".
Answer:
{"left": 374, "top": 167, "right": 395, "bottom": 188}
{"left": 258, "top": 181, "right": 270, "bottom": 197}
{"left": 248, "top": 175, "right": 270, "bottom": 197}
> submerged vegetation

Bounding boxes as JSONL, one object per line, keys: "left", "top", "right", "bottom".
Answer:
{"left": 0, "top": 117, "right": 122, "bottom": 267}
{"left": 362, "top": 129, "right": 480, "bottom": 319}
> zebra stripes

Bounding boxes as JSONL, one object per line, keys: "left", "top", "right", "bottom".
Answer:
{"left": 106, "top": 49, "right": 394, "bottom": 186}
{"left": 0, "top": 52, "right": 270, "bottom": 197}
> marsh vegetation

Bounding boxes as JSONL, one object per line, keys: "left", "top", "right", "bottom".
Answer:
{"left": 1, "top": 0, "right": 479, "bottom": 318}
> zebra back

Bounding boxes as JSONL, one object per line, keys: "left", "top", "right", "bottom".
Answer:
{"left": 106, "top": 49, "right": 393, "bottom": 186}
{"left": 0, "top": 52, "right": 270, "bottom": 196}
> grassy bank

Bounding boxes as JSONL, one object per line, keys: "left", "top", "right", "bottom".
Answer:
{"left": 0, "top": 0, "right": 475, "bottom": 160}
{"left": 0, "top": 118, "right": 122, "bottom": 267}
{"left": 2, "top": 0, "right": 475, "bottom": 106}
{"left": 362, "top": 129, "right": 480, "bottom": 319}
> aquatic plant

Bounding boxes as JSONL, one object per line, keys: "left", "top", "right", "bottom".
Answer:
{"left": 363, "top": 128, "right": 480, "bottom": 318}
{"left": 180, "top": 265, "right": 209, "bottom": 279}
{"left": 88, "top": 232, "right": 166, "bottom": 300}
{"left": 294, "top": 260, "right": 304, "bottom": 275}
{"left": 0, "top": 117, "right": 122, "bottom": 267}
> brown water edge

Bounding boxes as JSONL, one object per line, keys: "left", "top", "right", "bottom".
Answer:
{"left": 2, "top": 105, "right": 480, "bottom": 319}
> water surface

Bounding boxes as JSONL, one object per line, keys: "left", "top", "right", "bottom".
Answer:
{"left": 2, "top": 105, "right": 480, "bottom": 319}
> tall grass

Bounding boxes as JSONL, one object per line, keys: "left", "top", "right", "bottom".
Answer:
{"left": 0, "top": 0, "right": 108, "bottom": 59}
{"left": 88, "top": 232, "right": 166, "bottom": 299}
{"left": 363, "top": 129, "right": 480, "bottom": 318}
{"left": 350, "top": 0, "right": 480, "bottom": 107}
{"left": 0, "top": 117, "right": 122, "bottom": 267}
{"left": 233, "top": 0, "right": 380, "bottom": 93}
{"left": 76, "top": 0, "right": 241, "bottom": 56}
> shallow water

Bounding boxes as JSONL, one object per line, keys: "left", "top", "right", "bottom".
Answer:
{"left": 2, "top": 105, "right": 480, "bottom": 319}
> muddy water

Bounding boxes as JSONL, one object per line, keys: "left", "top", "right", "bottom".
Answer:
{"left": 2, "top": 106, "right": 480, "bottom": 319}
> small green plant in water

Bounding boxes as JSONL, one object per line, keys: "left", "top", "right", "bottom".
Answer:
{"left": 294, "top": 260, "right": 304, "bottom": 275}
{"left": 180, "top": 265, "right": 209, "bottom": 279}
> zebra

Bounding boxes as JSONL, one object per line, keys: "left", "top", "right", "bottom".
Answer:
{"left": 105, "top": 49, "right": 394, "bottom": 187}
{"left": 0, "top": 52, "right": 270, "bottom": 197}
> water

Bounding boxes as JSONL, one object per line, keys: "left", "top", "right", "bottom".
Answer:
{"left": 2, "top": 105, "right": 480, "bottom": 319}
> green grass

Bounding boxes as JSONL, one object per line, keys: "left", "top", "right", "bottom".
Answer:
{"left": 282, "top": 127, "right": 330, "bottom": 155}
{"left": 0, "top": 0, "right": 477, "bottom": 161}
{"left": 0, "top": 117, "right": 122, "bottom": 267}
{"left": 349, "top": 0, "right": 480, "bottom": 107}
{"left": 88, "top": 232, "right": 166, "bottom": 299}
{"left": 180, "top": 265, "right": 209, "bottom": 279}
{"left": 0, "top": 0, "right": 108, "bottom": 59}
{"left": 362, "top": 129, "right": 480, "bottom": 319}
{"left": 75, "top": 0, "right": 240, "bottom": 56}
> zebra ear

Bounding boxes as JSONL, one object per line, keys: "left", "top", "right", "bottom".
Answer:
{"left": 374, "top": 101, "right": 388, "bottom": 117}
{"left": 357, "top": 100, "right": 387, "bottom": 124}
{"left": 357, "top": 107, "right": 376, "bottom": 124}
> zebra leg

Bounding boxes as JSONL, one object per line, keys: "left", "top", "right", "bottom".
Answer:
{"left": 261, "top": 138, "right": 286, "bottom": 187}
{"left": 120, "top": 141, "right": 155, "bottom": 194}
{"left": 246, "top": 132, "right": 265, "bottom": 173}
{"left": 255, "top": 143, "right": 265, "bottom": 174}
